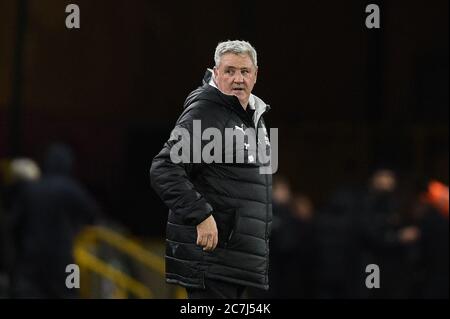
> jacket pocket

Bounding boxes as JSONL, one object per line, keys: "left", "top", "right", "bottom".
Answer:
{"left": 212, "top": 208, "right": 236, "bottom": 248}
{"left": 166, "top": 222, "right": 198, "bottom": 244}
{"left": 166, "top": 222, "right": 205, "bottom": 262}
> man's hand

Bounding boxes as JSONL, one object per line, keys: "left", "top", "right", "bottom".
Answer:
{"left": 196, "top": 215, "right": 218, "bottom": 251}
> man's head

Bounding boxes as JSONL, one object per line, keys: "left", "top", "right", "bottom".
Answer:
{"left": 213, "top": 40, "right": 258, "bottom": 108}
{"left": 272, "top": 175, "right": 291, "bottom": 205}
{"left": 370, "top": 169, "right": 397, "bottom": 193}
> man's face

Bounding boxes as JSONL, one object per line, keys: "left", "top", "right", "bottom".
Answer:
{"left": 213, "top": 53, "right": 258, "bottom": 108}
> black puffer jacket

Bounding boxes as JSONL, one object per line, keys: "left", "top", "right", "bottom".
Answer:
{"left": 150, "top": 70, "right": 272, "bottom": 290}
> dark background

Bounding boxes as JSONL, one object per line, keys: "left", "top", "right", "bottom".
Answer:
{"left": 0, "top": 0, "right": 448, "bottom": 237}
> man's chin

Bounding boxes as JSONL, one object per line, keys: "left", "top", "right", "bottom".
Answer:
{"left": 224, "top": 91, "right": 248, "bottom": 106}
{"left": 232, "top": 92, "right": 247, "bottom": 101}
{"left": 237, "top": 97, "right": 249, "bottom": 107}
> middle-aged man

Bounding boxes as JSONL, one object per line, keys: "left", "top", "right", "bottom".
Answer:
{"left": 150, "top": 40, "right": 273, "bottom": 299}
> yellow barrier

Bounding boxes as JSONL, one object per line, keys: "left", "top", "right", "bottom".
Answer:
{"left": 74, "top": 246, "right": 153, "bottom": 298}
{"left": 74, "top": 225, "right": 163, "bottom": 298}
{"left": 74, "top": 225, "right": 186, "bottom": 299}
{"left": 77, "top": 226, "right": 165, "bottom": 274}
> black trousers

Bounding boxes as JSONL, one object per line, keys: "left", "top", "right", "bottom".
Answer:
{"left": 186, "top": 277, "right": 247, "bottom": 299}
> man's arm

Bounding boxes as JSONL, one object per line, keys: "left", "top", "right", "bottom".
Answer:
{"left": 150, "top": 104, "right": 223, "bottom": 235}
{"left": 150, "top": 133, "right": 213, "bottom": 226}
{"left": 150, "top": 105, "right": 220, "bottom": 250}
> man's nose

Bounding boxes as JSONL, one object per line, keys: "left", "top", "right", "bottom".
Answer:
{"left": 233, "top": 72, "right": 244, "bottom": 83}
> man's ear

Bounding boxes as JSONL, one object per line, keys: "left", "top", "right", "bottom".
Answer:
{"left": 213, "top": 66, "right": 219, "bottom": 78}
{"left": 254, "top": 67, "right": 258, "bottom": 83}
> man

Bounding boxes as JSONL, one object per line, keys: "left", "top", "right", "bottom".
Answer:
{"left": 150, "top": 40, "right": 273, "bottom": 299}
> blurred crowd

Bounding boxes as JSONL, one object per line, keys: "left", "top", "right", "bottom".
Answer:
{"left": 248, "top": 170, "right": 448, "bottom": 299}
{"left": 0, "top": 143, "right": 448, "bottom": 298}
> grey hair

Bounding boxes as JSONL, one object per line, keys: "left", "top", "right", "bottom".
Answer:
{"left": 214, "top": 40, "right": 258, "bottom": 67}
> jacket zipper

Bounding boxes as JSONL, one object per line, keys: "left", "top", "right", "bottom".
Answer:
{"left": 256, "top": 106, "right": 270, "bottom": 283}
{"left": 265, "top": 172, "right": 270, "bottom": 282}
{"left": 255, "top": 106, "right": 269, "bottom": 149}
{"left": 252, "top": 105, "right": 270, "bottom": 238}
{"left": 225, "top": 228, "right": 235, "bottom": 248}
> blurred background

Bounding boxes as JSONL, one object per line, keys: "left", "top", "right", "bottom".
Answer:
{"left": 0, "top": 0, "right": 448, "bottom": 298}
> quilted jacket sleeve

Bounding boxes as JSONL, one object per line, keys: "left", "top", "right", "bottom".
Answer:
{"left": 150, "top": 103, "right": 215, "bottom": 226}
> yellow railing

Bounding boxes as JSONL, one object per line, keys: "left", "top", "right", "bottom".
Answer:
{"left": 73, "top": 225, "right": 186, "bottom": 299}
{"left": 75, "top": 246, "right": 153, "bottom": 298}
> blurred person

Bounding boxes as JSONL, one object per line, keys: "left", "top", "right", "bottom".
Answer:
{"left": 270, "top": 176, "right": 293, "bottom": 256}
{"left": 412, "top": 179, "right": 449, "bottom": 298}
{"left": 371, "top": 169, "right": 397, "bottom": 193}
{"left": 292, "top": 194, "right": 314, "bottom": 222}
{"left": 9, "top": 143, "right": 99, "bottom": 298}
{"left": 0, "top": 158, "right": 41, "bottom": 212}
{"left": 421, "top": 180, "right": 449, "bottom": 219}
{"left": 252, "top": 178, "right": 317, "bottom": 298}
{"left": 0, "top": 158, "right": 41, "bottom": 296}
{"left": 150, "top": 40, "right": 272, "bottom": 299}
{"left": 359, "top": 169, "right": 420, "bottom": 298}
{"left": 273, "top": 176, "right": 291, "bottom": 205}
{"left": 9, "top": 159, "right": 41, "bottom": 182}
{"left": 286, "top": 193, "right": 317, "bottom": 298}
{"left": 315, "top": 187, "right": 361, "bottom": 298}
{"left": 249, "top": 176, "right": 292, "bottom": 298}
